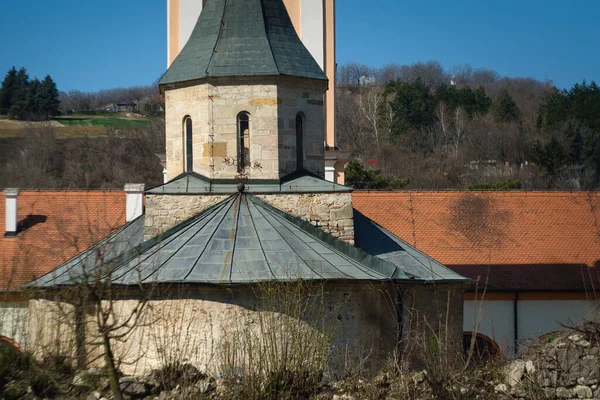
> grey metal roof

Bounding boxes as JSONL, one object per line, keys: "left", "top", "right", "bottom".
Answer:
{"left": 353, "top": 210, "right": 469, "bottom": 283}
{"left": 159, "top": 0, "right": 327, "bottom": 86}
{"left": 31, "top": 194, "right": 419, "bottom": 288}
{"left": 146, "top": 172, "right": 351, "bottom": 195}
{"left": 28, "top": 216, "right": 145, "bottom": 287}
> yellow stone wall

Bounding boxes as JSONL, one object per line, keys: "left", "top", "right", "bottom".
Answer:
{"left": 164, "top": 77, "right": 326, "bottom": 181}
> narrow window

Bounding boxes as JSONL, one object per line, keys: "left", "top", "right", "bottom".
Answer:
{"left": 237, "top": 113, "right": 250, "bottom": 172}
{"left": 185, "top": 117, "right": 193, "bottom": 172}
{"left": 296, "top": 113, "right": 304, "bottom": 171}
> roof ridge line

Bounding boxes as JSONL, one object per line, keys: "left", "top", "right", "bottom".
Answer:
{"left": 247, "top": 195, "right": 411, "bottom": 280}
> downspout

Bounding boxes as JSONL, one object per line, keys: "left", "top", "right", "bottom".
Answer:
{"left": 513, "top": 292, "right": 519, "bottom": 355}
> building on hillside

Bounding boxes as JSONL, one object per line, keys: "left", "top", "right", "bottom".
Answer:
{"left": 166, "top": 0, "right": 348, "bottom": 184}
{"left": 354, "top": 191, "right": 600, "bottom": 356}
{"left": 5, "top": 0, "right": 467, "bottom": 375}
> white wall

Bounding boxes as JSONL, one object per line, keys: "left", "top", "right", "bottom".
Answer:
{"left": 179, "top": 0, "right": 204, "bottom": 52}
{"left": 464, "top": 300, "right": 514, "bottom": 354}
{"left": 0, "top": 303, "right": 29, "bottom": 349}
{"left": 518, "top": 300, "right": 597, "bottom": 342}
{"left": 300, "top": 0, "right": 324, "bottom": 69}
{"left": 465, "top": 299, "right": 599, "bottom": 356}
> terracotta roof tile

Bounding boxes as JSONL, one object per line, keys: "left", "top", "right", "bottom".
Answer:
{"left": 353, "top": 191, "right": 600, "bottom": 291}
{"left": 0, "top": 191, "right": 126, "bottom": 291}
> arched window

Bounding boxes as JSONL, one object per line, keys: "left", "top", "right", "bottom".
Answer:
{"left": 237, "top": 112, "right": 250, "bottom": 172}
{"left": 184, "top": 117, "right": 193, "bottom": 172}
{"left": 296, "top": 113, "right": 304, "bottom": 171}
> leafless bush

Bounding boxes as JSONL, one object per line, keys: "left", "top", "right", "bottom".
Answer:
{"left": 218, "top": 280, "right": 337, "bottom": 400}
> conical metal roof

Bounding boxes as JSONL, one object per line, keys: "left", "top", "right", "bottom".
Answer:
{"left": 159, "top": 0, "right": 328, "bottom": 86}
{"left": 31, "top": 194, "right": 415, "bottom": 287}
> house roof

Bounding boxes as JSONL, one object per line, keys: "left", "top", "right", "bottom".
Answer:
{"left": 32, "top": 193, "right": 428, "bottom": 288}
{"left": 0, "top": 190, "right": 126, "bottom": 292}
{"left": 353, "top": 191, "right": 600, "bottom": 292}
{"left": 159, "top": 0, "right": 327, "bottom": 86}
{"left": 146, "top": 172, "right": 351, "bottom": 195}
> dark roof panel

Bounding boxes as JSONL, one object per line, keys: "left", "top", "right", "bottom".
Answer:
{"left": 159, "top": 0, "right": 327, "bottom": 85}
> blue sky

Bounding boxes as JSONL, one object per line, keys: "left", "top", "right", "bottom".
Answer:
{"left": 1, "top": 0, "right": 598, "bottom": 92}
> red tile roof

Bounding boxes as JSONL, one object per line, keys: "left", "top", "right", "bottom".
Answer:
{"left": 353, "top": 191, "right": 600, "bottom": 291}
{"left": 0, "top": 191, "right": 126, "bottom": 292}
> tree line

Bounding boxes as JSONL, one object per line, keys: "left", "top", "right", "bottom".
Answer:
{"left": 0, "top": 67, "right": 60, "bottom": 120}
{"left": 338, "top": 61, "right": 600, "bottom": 190}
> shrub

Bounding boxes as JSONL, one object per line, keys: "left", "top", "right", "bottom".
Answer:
{"left": 469, "top": 180, "right": 521, "bottom": 190}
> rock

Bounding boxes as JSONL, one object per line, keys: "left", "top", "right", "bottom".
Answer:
{"left": 506, "top": 360, "right": 526, "bottom": 387}
{"left": 525, "top": 360, "right": 536, "bottom": 374}
{"left": 574, "top": 385, "right": 593, "bottom": 398}
{"left": 119, "top": 376, "right": 152, "bottom": 397}
{"left": 86, "top": 392, "right": 102, "bottom": 400}
{"left": 569, "top": 334, "right": 584, "bottom": 342}
{"left": 556, "top": 387, "right": 574, "bottom": 398}
{"left": 333, "top": 395, "right": 355, "bottom": 400}
{"left": 493, "top": 383, "right": 507, "bottom": 393}
{"left": 577, "top": 340, "right": 592, "bottom": 348}
{"left": 194, "top": 378, "right": 215, "bottom": 395}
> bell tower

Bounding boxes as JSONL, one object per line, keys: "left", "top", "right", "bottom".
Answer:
{"left": 160, "top": 0, "right": 328, "bottom": 182}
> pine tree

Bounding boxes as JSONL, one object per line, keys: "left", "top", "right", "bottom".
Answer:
{"left": 0, "top": 67, "right": 19, "bottom": 115}
{"left": 493, "top": 89, "right": 521, "bottom": 123}
{"left": 7, "top": 68, "right": 30, "bottom": 120}
{"left": 38, "top": 75, "right": 60, "bottom": 119}
{"left": 27, "top": 78, "right": 41, "bottom": 120}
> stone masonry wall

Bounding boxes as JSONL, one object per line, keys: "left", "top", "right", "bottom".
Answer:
{"left": 144, "top": 194, "right": 228, "bottom": 239}
{"left": 145, "top": 192, "right": 355, "bottom": 244}
{"left": 164, "top": 77, "right": 326, "bottom": 181}
{"left": 63, "top": 283, "right": 400, "bottom": 376}
{"left": 258, "top": 193, "right": 354, "bottom": 244}
{"left": 500, "top": 332, "right": 600, "bottom": 399}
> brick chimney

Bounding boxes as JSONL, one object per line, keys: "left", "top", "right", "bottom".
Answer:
{"left": 124, "top": 184, "right": 145, "bottom": 222}
{"left": 4, "top": 188, "right": 19, "bottom": 238}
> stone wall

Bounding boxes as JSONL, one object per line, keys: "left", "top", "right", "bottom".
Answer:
{"left": 144, "top": 194, "right": 229, "bottom": 239}
{"left": 145, "top": 192, "right": 355, "bottom": 244}
{"left": 39, "top": 283, "right": 399, "bottom": 376}
{"left": 500, "top": 332, "right": 600, "bottom": 399}
{"left": 164, "top": 77, "right": 326, "bottom": 181}
{"left": 400, "top": 284, "right": 466, "bottom": 368}
{"left": 258, "top": 192, "right": 354, "bottom": 244}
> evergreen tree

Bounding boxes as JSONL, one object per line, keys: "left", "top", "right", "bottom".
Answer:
{"left": 38, "top": 75, "right": 60, "bottom": 119}
{"left": 0, "top": 67, "right": 18, "bottom": 114}
{"left": 7, "top": 68, "right": 30, "bottom": 120}
{"left": 386, "top": 78, "right": 435, "bottom": 135}
{"left": 27, "top": 78, "right": 41, "bottom": 119}
{"left": 493, "top": 89, "right": 521, "bottom": 123}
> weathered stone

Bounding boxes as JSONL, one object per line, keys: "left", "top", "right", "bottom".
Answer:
{"left": 574, "top": 385, "right": 593, "bottom": 398}
{"left": 525, "top": 360, "right": 536, "bottom": 374}
{"left": 505, "top": 359, "right": 526, "bottom": 387}
{"left": 119, "top": 376, "right": 152, "bottom": 397}
{"left": 556, "top": 386, "right": 574, "bottom": 398}
{"left": 493, "top": 383, "right": 508, "bottom": 393}
{"left": 331, "top": 203, "right": 353, "bottom": 221}
{"left": 85, "top": 392, "right": 102, "bottom": 400}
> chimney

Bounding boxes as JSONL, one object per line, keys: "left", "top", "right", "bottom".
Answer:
{"left": 4, "top": 188, "right": 19, "bottom": 238}
{"left": 124, "top": 184, "right": 145, "bottom": 222}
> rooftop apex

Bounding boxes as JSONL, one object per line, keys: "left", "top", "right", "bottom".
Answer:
{"left": 159, "top": 0, "right": 328, "bottom": 86}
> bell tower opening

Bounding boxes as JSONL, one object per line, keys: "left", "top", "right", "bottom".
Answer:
{"left": 296, "top": 113, "right": 304, "bottom": 171}
{"left": 237, "top": 112, "right": 250, "bottom": 172}
{"left": 184, "top": 116, "right": 193, "bottom": 172}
